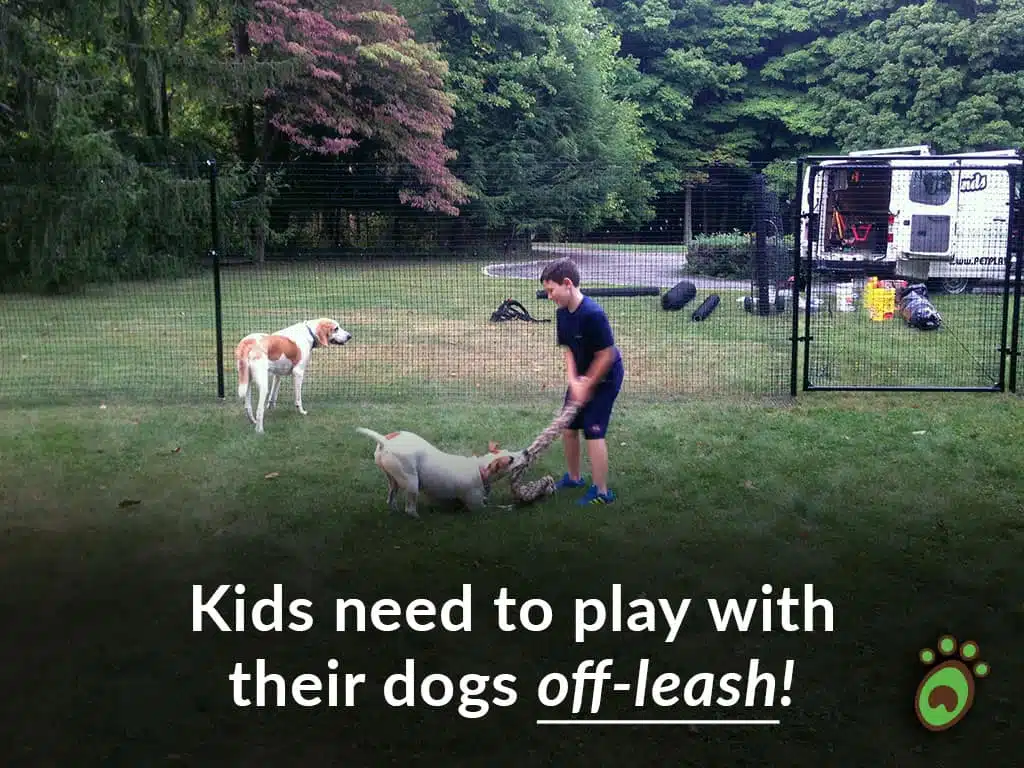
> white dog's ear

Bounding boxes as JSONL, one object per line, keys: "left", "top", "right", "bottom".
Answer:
{"left": 488, "top": 441, "right": 500, "bottom": 454}
{"left": 315, "top": 320, "right": 332, "bottom": 348}
{"left": 483, "top": 455, "right": 513, "bottom": 479}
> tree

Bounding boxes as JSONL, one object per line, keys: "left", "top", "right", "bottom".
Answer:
{"left": 761, "top": 0, "right": 1024, "bottom": 153}
{"left": 595, "top": 0, "right": 762, "bottom": 190}
{"left": 405, "top": 0, "right": 655, "bottom": 238}
{"left": 247, "top": 0, "right": 470, "bottom": 214}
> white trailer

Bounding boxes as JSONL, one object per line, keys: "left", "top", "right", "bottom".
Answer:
{"left": 800, "top": 145, "right": 1022, "bottom": 293}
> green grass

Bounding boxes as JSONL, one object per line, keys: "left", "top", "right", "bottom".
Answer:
{"left": 1, "top": 259, "right": 1014, "bottom": 410}
{"left": 0, "top": 259, "right": 792, "bottom": 405}
{"left": 1, "top": 394, "right": 1022, "bottom": 764}
{"left": 803, "top": 290, "right": 1013, "bottom": 389}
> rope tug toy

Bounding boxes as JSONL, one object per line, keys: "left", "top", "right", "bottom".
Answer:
{"left": 509, "top": 400, "right": 582, "bottom": 504}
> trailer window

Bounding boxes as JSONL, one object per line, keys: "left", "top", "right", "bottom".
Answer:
{"left": 909, "top": 170, "right": 952, "bottom": 205}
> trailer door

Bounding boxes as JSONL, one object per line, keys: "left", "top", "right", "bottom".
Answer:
{"left": 892, "top": 161, "right": 958, "bottom": 259}
{"left": 950, "top": 163, "right": 1012, "bottom": 277}
{"left": 801, "top": 162, "right": 833, "bottom": 263}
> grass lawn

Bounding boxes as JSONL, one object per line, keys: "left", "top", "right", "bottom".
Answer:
{"left": 0, "top": 258, "right": 1016, "bottom": 410}
{"left": 0, "top": 258, "right": 791, "bottom": 405}
{"left": 802, "top": 287, "right": 1014, "bottom": 390}
{"left": 1, "top": 392, "right": 1022, "bottom": 765}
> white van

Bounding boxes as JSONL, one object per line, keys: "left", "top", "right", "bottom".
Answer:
{"left": 799, "top": 145, "right": 1022, "bottom": 293}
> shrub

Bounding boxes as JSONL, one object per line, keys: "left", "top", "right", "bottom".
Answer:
{"left": 686, "top": 231, "right": 793, "bottom": 280}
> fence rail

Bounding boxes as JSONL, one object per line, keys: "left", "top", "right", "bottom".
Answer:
{"left": 0, "top": 158, "right": 1019, "bottom": 408}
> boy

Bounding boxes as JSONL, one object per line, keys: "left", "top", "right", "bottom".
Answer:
{"left": 540, "top": 258, "right": 625, "bottom": 505}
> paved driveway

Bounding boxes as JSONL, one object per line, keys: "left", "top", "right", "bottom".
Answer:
{"left": 483, "top": 245, "right": 752, "bottom": 290}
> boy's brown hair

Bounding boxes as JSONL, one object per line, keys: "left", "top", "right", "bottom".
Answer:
{"left": 539, "top": 258, "right": 581, "bottom": 287}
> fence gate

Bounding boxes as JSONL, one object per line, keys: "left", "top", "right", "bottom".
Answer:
{"left": 793, "top": 153, "right": 1022, "bottom": 393}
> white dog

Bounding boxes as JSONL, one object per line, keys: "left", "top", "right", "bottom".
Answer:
{"left": 355, "top": 428, "right": 523, "bottom": 518}
{"left": 235, "top": 318, "right": 352, "bottom": 432}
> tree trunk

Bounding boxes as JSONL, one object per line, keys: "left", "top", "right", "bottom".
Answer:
{"left": 684, "top": 184, "right": 693, "bottom": 245}
{"left": 233, "top": 17, "right": 257, "bottom": 163}
{"left": 120, "top": 0, "right": 161, "bottom": 138}
{"left": 160, "top": 68, "right": 171, "bottom": 139}
{"left": 233, "top": 11, "right": 266, "bottom": 264}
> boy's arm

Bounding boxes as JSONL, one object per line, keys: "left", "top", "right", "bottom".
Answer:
{"left": 555, "top": 312, "right": 578, "bottom": 383}
{"left": 582, "top": 346, "right": 616, "bottom": 384}
{"left": 576, "top": 346, "right": 616, "bottom": 401}
{"left": 563, "top": 347, "right": 578, "bottom": 383}
{"left": 576, "top": 311, "right": 617, "bottom": 397}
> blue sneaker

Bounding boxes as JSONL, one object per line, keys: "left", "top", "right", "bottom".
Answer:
{"left": 577, "top": 484, "right": 616, "bottom": 505}
{"left": 555, "top": 472, "right": 587, "bottom": 490}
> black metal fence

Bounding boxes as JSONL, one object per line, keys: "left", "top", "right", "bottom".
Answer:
{"left": 0, "top": 156, "right": 1020, "bottom": 408}
{"left": 794, "top": 154, "right": 1023, "bottom": 393}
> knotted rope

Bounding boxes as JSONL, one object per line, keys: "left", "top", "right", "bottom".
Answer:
{"left": 509, "top": 400, "right": 582, "bottom": 504}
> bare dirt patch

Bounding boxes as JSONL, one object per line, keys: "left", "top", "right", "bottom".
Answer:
{"left": 308, "top": 310, "right": 565, "bottom": 392}
{"left": 239, "top": 307, "right": 790, "bottom": 398}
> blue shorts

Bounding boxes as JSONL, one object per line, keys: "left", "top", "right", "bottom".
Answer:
{"left": 564, "top": 363, "right": 623, "bottom": 440}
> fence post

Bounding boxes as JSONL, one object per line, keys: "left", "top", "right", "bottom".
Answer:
{"left": 791, "top": 158, "right": 805, "bottom": 398}
{"left": 752, "top": 174, "right": 771, "bottom": 316}
{"left": 208, "top": 158, "right": 225, "bottom": 400}
{"left": 801, "top": 164, "right": 818, "bottom": 393}
{"left": 1008, "top": 157, "right": 1023, "bottom": 393}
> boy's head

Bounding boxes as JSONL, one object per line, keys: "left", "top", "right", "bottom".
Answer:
{"left": 540, "top": 258, "right": 581, "bottom": 308}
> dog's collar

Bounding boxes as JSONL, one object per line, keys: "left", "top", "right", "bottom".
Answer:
{"left": 306, "top": 324, "right": 319, "bottom": 348}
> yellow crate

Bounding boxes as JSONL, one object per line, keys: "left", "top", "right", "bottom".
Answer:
{"left": 862, "top": 277, "right": 896, "bottom": 321}
{"left": 863, "top": 277, "right": 879, "bottom": 315}
{"left": 869, "top": 287, "right": 896, "bottom": 321}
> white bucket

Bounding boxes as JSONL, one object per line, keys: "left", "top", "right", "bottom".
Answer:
{"left": 836, "top": 282, "right": 856, "bottom": 312}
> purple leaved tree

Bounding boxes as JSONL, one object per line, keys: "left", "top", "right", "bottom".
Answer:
{"left": 250, "top": 0, "right": 469, "bottom": 214}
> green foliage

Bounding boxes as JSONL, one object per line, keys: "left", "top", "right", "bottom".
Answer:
{"left": 762, "top": 158, "right": 799, "bottom": 201}
{"left": 0, "top": 148, "right": 258, "bottom": 293}
{"left": 686, "top": 231, "right": 794, "bottom": 279}
{"left": 686, "top": 232, "right": 758, "bottom": 279}
{"left": 762, "top": 0, "right": 1024, "bottom": 153}
{"left": 4, "top": 0, "right": 1024, "bottom": 294}
{"left": 596, "top": 0, "right": 772, "bottom": 188}
{"left": 419, "top": 0, "right": 656, "bottom": 235}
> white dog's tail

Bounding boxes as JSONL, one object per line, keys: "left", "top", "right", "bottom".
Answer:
{"left": 235, "top": 338, "right": 268, "bottom": 399}
{"left": 355, "top": 427, "right": 394, "bottom": 446}
{"left": 236, "top": 357, "right": 250, "bottom": 399}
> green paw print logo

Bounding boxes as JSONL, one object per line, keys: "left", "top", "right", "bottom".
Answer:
{"left": 914, "top": 634, "right": 990, "bottom": 732}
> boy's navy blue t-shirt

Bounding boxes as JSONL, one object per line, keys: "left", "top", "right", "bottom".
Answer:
{"left": 556, "top": 296, "right": 623, "bottom": 384}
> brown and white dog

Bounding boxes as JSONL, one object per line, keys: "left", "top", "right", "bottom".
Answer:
{"left": 235, "top": 318, "right": 352, "bottom": 433}
{"left": 355, "top": 428, "right": 523, "bottom": 518}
